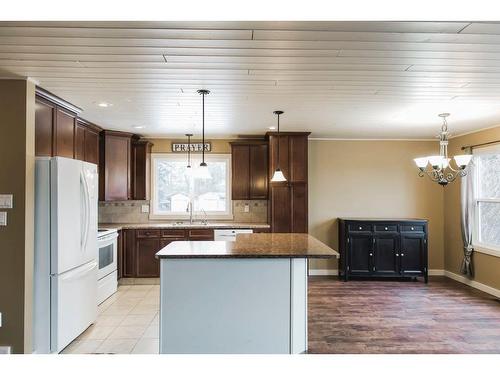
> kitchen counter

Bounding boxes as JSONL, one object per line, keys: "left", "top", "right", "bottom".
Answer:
{"left": 157, "top": 233, "right": 337, "bottom": 354}
{"left": 156, "top": 233, "right": 339, "bottom": 259}
{"left": 98, "top": 222, "right": 270, "bottom": 230}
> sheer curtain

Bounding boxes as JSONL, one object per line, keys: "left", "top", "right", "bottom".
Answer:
{"left": 460, "top": 149, "right": 475, "bottom": 277}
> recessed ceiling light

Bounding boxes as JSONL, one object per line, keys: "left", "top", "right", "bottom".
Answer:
{"left": 97, "top": 102, "right": 112, "bottom": 108}
{"left": 268, "top": 126, "right": 276, "bottom": 130}
{"left": 133, "top": 125, "right": 145, "bottom": 129}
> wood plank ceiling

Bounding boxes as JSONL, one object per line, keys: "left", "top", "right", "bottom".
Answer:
{"left": 2, "top": 21, "right": 500, "bottom": 138}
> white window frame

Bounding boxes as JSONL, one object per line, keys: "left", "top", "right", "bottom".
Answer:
{"left": 472, "top": 144, "right": 500, "bottom": 257}
{"left": 150, "top": 153, "right": 233, "bottom": 220}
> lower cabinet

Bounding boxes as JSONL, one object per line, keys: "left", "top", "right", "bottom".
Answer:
{"left": 136, "top": 238, "right": 162, "bottom": 277}
{"left": 339, "top": 219, "right": 428, "bottom": 282}
{"left": 121, "top": 228, "right": 234, "bottom": 278}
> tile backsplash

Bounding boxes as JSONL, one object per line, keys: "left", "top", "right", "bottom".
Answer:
{"left": 99, "top": 200, "right": 151, "bottom": 223}
{"left": 98, "top": 200, "right": 268, "bottom": 224}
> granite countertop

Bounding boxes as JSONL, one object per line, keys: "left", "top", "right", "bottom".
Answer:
{"left": 98, "top": 222, "right": 271, "bottom": 230}
{"left": 156, "top": 233, "right": 339, "bottom": 259}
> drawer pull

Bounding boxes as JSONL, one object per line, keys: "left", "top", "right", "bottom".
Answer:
{"left": 369, "top": 253, "right": 373, "bottom": 256}
{"left": 401, "top": 253, "right": 405, "bottom": 257}
{"left": 359, "top": 226, "right": 362, "bottom": 230}
{"left": 385, "top": 227, "right": 388, "bottom": 230}
{"left": 411, "top": 227, "right": 414, "bottom": 230}
{"left": 396, "top": 254, "right": 399, "bottom": 257}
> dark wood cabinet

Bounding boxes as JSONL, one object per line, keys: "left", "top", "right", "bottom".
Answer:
{"left": 230, "top": 141, "right": 268, "bottom": 200}
{"left": 122, "top": 229, "right": 136, "bottom": 278}
{"left": 99, "top": 130, "right": 133, "bottom": 201}
{"left": 136, "top": 238, "right": 161, "bottom": 277}
{"left": 74, "top": 121, "right": 86, "bottom": 161}
{"left": 35, "top": 98, "right": 56, "bottom": 156}
{"left": 117, "top": 230, "right": 123, "bottom": 280}
{"left": 54, "top": 108, "right": 76, "bottom": 158}
{"left": 400, "top": 233, "right": 427, "bottom": 276}
{"left": 267, "top": 132, "right": 310, "bottom": 233}
{"left": 339, "top": 219, "right": 428, "bottom": 282}
{"left": 120, "top": 227, "right": 264, "bottom": 278}
{"left": 132, "top": 138, "right": 153, "bottom": 200}
{"left": 35, "top": 91, "right": 102, "bottom": 164}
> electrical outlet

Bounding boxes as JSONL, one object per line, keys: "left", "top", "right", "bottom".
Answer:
{"left": 0, "top": 212, "right": 7, "bottom": 226}
{"left": 0, "top": 194, "right": 13, "bottom": 209}
{"left": 0, "top": 346, "right": 11, "bottom": 354}
{"left": 141, "top": 204, "right": 150, "bottom": 213}
{"left": 244, "top": 203, "right": 250, "bottom": 213}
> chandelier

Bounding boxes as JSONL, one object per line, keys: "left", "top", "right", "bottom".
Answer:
{"left": 413, "top": 113, "right": 472, "bottom": 186}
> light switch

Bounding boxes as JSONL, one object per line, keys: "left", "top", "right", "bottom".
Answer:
{"left": 244, "top": 203, "right": 250, "bottom": 213}
{"left": 0, "top": 194, "right": 13, "bottom": 209}
{"left": 0, "top": 212, "right": 7, "bottom": 226}
{"left": 141, "top": 204, "right": 150, "bottom": 213}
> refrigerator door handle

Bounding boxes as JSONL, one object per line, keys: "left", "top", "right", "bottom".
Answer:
{"left": 80, "top": 171, "right": 90, "bottom": 252}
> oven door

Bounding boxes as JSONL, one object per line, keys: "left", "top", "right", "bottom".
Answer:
{"left": 98, "top": 232, "right": 118, "bottom": 280}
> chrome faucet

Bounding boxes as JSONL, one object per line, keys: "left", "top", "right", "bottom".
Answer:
{"left": 186, "top": 200, "right": 193, "bottom": 224}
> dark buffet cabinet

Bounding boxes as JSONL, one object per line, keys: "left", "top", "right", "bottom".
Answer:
{"left": 338, "top": 219, "right": 428, "bottom": 283}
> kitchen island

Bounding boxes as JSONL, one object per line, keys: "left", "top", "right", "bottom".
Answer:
{"left": 156, "top": 233, "right": 339, "bottom": 354}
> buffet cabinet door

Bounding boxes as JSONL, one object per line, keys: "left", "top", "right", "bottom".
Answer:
{"left": 373, "top": 234, "right": 400, "bottom": 276}
{"left": 400, "top": 233, "right": 426, "bottom": 275}
{"left": 348, "top": 233, "right": 373, "bottom": 275}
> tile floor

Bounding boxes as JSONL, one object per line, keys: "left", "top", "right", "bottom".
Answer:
{"left": 62, "top": 285, "right": 160, "bottom": 354}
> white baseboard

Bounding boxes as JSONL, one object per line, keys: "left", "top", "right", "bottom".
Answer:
{"left": 309, "top": 269, "right": 445, "bottom": 276}
{"left": 309, "top": 269, "right": 338, "bottom": 276}
{"left": 444, "top": 270, "right": 500, "bottom": 299}
{"left": 428, "top": 269, "right": 445, "bottom": 276}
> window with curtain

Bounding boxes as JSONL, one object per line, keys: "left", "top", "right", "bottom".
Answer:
{"left": 150, "top": 153, "right": 232, "bottom": 219}
{"left": 473, "top": 144, "right": 500, "bottom": 254}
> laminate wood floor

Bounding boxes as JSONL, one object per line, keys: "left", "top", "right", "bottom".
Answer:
{"left": 308, "top": 276, "right": 500, "bottom": 354}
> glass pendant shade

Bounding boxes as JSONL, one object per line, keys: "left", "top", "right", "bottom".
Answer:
{"left": 428, "top": 155, "right": 445, "bottom": 168}
{"left": 196, "top": 163, "right": 212, "bottom": 179}
{"left": 271, "top": 168, "right": 286, "bottom": 182}
{"left": 454, "top": 154, "right": 473, "bottom": 168}
{"left": 413, "top": 157, "right": 429, "bottom": 168}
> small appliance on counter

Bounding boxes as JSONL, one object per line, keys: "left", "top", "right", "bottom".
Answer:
{"left": 97, "top": 228, "right": 119, "bottom": 304}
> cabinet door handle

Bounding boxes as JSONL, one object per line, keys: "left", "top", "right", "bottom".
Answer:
{"left": 369, "top": 253, "right": 373, "bottom": 256}
{"left": 401, "top": 253, "right": 405, "bottom": 256}
{"left": 396, "top": 253, "right": 399, "bottom": 257}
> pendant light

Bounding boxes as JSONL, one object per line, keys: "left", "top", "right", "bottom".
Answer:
{"left": 185, "top": 133, "right": 193, "bottom": 175}
{"left": 196, "top": 89, "right": 211, "bottom": 179}
{"left": 271, "top": 110, "right": 287, "bottom": 182}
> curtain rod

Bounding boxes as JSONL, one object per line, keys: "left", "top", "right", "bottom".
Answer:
{"left": 461, "top": 139, "right": 500, "bottom": 151}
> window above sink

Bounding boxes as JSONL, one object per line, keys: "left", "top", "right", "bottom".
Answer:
{"left": 150, "top": 153, "right": 232, "bottom": 220}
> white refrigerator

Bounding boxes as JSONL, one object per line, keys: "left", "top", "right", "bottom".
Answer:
{"left": 33, "top": 157, "right": 98, "bottom": 354}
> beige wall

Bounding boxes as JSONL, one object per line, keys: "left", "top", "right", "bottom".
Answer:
{"left": 445, "top": 126, "right": 500, "bottom": 290}
{"left": 0, "top": 79, "right": 35, "bottom": 353}
{"left": 308, "top": 140, "right": 445, "bottom": 271}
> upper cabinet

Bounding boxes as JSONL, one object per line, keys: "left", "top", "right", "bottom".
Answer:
{"left": 267, "top": 132, "right": 310, "bottom": 233}
{"left": 230, "top": 141, "right": 268, "bottom": 200}
{"left": 132, "top": 138, "right": 153, "bottom": 200}
{"left": 35, "top": 90, "right": 101, "bottom": 165}
{"left": 99, "top": 131, "right": 133, "bottom": 201}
